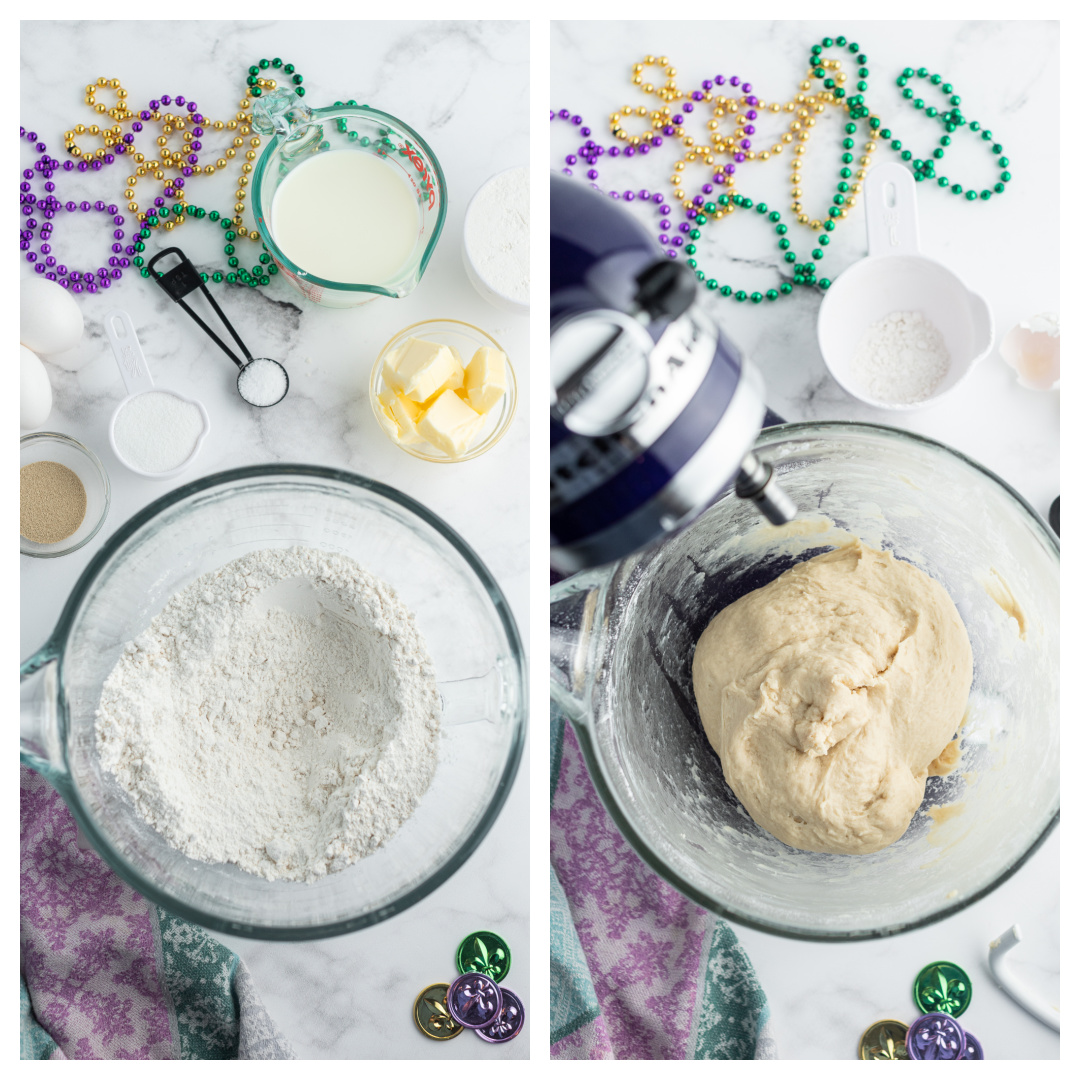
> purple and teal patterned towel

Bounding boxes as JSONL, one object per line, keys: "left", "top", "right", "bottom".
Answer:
{"left": 550, "top": 709, "right": 777, "bottom": 1059}
{"left": 20, "top": 766, "right": 293, "bottom": 1060}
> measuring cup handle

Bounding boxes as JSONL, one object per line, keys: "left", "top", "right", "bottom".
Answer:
{"left": 864, "top": 162, "right": 921, "bottom": 258}
{"left": 104, "top": 309, "right": 155, "bottom": 396}
{"left": 21, "top": 644, "right": 67, "bottom": 784}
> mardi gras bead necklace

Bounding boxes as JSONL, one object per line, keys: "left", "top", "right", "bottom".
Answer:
{"left": 134, "top": 202, "right": 278, "bottom": 287}
{"left": 21, "top": 59, "right": 309, "bottom": 287}
{"left": 610, "top": 47, "right": 876, "bottom": 229}
{"left": 20, "top": 127, "right": 131, "bottom": 292}
{"left": 554, "top": 34, "right": 1012, "bottom": 302}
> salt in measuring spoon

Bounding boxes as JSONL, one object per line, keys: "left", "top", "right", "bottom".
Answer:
{"left": 146, "top": 246, "right": 290, "bottom": 407}
{"left": 104, "top": 308, "right": 210, "bottom": 479}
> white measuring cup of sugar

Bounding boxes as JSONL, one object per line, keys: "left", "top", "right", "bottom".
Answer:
{"left": 105, "top": 309, "right": 210, "bottom": 479}
{"left": 817, "top": 162, "right": 994, "bottom": 410}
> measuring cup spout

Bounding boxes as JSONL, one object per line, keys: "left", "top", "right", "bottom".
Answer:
{"left": 20, "top": 645, "right": 65, "bottom": 783}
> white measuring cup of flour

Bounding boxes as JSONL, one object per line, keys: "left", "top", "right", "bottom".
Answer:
{"left": 817, "top": 162, "right": 994, "bottom": 410}
{"left": 104, "top": 309, "right": 210, "bottom": 479}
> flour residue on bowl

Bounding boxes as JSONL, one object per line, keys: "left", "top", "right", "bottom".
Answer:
{"left": 95, "top": 546, "right": 440, "bottom": 882}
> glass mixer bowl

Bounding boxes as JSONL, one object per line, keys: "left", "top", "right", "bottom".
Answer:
{"left": 21, "top": 466, "right": 525, "bottom": 940}
{"left": 250, "top": 89, "right": 446, "bottom": 307}
{"left": 551, "top": 422, "right": 1058, "bottom": 940}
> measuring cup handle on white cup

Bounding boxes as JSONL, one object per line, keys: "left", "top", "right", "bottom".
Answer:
{"left": 864, "top": 162, "right": 921, "bottom": 258}
{"left": 104, "top": 309, "right": 157, "bottom": 396}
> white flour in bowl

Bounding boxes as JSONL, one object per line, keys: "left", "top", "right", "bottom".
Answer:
{"left": 465, "top": 166, "right": 529, "bottom": 305}
{"left": 95, "top": 546, "right": 440, "bottom": 882}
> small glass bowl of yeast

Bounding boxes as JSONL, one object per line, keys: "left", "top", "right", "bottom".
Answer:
{"left": 21, "top": 432, "right": 111, "bottom": 558}
{"left": 369, "top": 319, "right": 517, "bottom": 463}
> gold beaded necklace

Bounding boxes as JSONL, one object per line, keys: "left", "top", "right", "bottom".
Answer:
{"left": 60, "top": 73, "right": 281, "bottom": 244}
{"left": 610, "top": 54, "right": 880, "bottom": 232}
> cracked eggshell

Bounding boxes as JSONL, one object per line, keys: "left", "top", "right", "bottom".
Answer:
{"left": 20, "top": 277, "right": 84, "bottom": 358}
{"left": 21, "top": 345, "right": 53, "bottom": 428}
{"left": 999, "top": 313, "right": 1059, "bottom": 391}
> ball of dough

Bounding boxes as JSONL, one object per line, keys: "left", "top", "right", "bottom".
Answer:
{"left": 692, "top": 541, "right": 972, "bottom": 855}
{"left": 21, "top": 345, "right": 53, "bottom": 429}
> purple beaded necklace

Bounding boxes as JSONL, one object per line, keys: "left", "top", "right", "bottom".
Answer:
{"left": 552, "top": 74, "right": 757, "bottom": 257}
{"left": 19, "top": 126, "right": 135, "bottom": 292}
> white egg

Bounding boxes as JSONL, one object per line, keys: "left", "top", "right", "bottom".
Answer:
{"left": 21, "top": 345, "right": 53, "bottom": 428}
{"left": 21, "top": 277, "right": 84, "bottom": 357}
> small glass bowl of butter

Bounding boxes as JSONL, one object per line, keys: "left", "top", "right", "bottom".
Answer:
{"left": 369, "top": 319, "right": 517, "bottom": 463}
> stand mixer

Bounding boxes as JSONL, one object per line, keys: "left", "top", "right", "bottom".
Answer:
{"left": 550, "top": 173, "right": 795, "bottom": 574}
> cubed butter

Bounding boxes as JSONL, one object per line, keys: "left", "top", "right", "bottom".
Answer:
{"left": 464, "top": 347, "right": 508, "bottom": 414}
{"left": 374, "top": 396, "right": 401, "bottom": 440}
{"left": 381, "top": 386, "right": 425, "bottom": 444}
{"left": 443, "top": 347, "right": 466, "bottom": 393}
{"left": 385, "top": 337, "right": 458, "bottom": 402}
{"left": 417, "top": 389, "right": 484, "bottom": 458}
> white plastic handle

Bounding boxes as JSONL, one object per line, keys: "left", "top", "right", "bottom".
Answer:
{"left": 104, "top": 309, "right": 155, "bottom": 397}
{"left": 864, "top": 162, "right": 921, "bottom": 258}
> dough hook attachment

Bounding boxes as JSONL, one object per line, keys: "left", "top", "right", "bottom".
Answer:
{"left": 988, "top": 924, "right": 1060, "bottom": 1032}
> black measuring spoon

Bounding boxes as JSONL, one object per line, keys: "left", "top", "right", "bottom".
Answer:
{"left": 146, "top": 247, "right": 289, "bottom": 407}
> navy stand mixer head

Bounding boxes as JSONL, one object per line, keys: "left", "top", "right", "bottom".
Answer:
{"left": 550, "top": 173, "right": 794, "bottom": 575}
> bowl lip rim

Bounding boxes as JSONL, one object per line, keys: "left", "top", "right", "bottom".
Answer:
{"left": 20, "top": 431, "right": 112, "bottom": 558}
{"left": 566, "top": 418, "right": 1059, "bottom": 941}
{"left": 38, "top": 463, "right": 527, "bottom": 940}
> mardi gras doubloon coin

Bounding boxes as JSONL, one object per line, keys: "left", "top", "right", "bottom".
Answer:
{"left": 906, "top": 1012, "right": 967, "bottom": 1060}
{"left": 456, "top": 930, "right": 512, "bottom": 982}
{"left": 476, "top": 987, "right": 525, "bottom": 1044}
{"left": 962, "top": 1029, "right": 986, "bottom": 1059}
{"left": 413, "top": 983, "right": 464, "bottom": 1041}
{"left": 446, "top": 972, "right": 503, "bottom": 1030}
{"left": 858, "top": 1019, "right": 910, "bottom": 1060}
{"left": 914, "top": 960, "right": 972, "bottom": 1017}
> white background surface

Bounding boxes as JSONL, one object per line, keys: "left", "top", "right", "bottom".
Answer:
{"left": 20, "top": 19, "right": 530, "bottom": 1060}
{"left": 551, "top": 19, "right": 1060, "bottom": 1060}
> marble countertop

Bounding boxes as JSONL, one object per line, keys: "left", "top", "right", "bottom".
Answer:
{"left": 21, "top": 19, "right": 529, "bottom": 1060}
{"left": 551, "top": 19, "right": 1059, "bottom": 1061}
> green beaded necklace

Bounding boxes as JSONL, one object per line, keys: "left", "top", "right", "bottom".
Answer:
{"left": 245, "top": 56, "right": 306, "bottom": 99}
{"left": 134, "top": 202, "right": 279, "bottom": 287}
{"left": 887, "top": 67, "right": 1010, "bottom": 200}
{"left": 668, "top": 34, "right": 1012, "bottom": 302}
{"left": 685, "top": 194, "right": 832, "bottom": 298}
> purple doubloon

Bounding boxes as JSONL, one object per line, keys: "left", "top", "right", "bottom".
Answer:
{"left": 446, "top": 973, "right": 503, "bottom": 1030}
{"left": 961, "top": 1030, "right": 985, "bottom": 1059}
{"left": 475, "top": 987, "right": 525, "bottom": 1044}
{"left": 906, "top": 1013, "right": 966, "bottom": 1060}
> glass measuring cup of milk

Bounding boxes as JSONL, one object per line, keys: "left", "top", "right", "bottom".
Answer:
{"left": 251, "top": 89, "right": 446, "bottom": 307}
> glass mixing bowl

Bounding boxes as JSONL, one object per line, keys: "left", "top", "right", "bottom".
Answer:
{"left": 21, "top": 467, "right": 525, "bottom": 940}
{"left": 551, "top": 422, "right": 1058, "bottom": 940}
